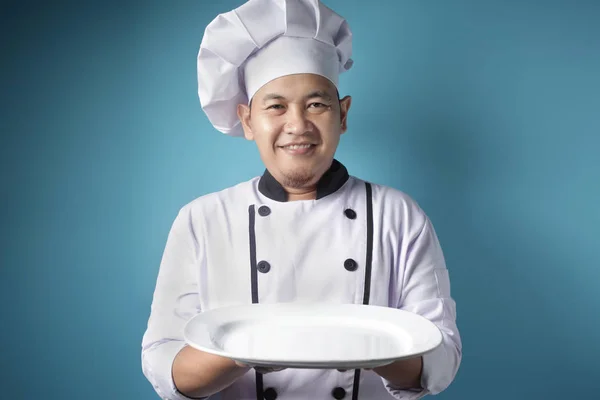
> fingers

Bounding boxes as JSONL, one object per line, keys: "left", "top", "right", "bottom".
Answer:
{"left": 252, "top": 367, "right": 370, "bottom": 374}
{"left": 336, "top": 368, "right": 371, "bottom": 372}
{"left": 242, "top": 365, "right": 371, "bottom": 374}
{"left": 234, "top": 361, "right": 251, "bottom": 368}
{"left": 254, "top": 366, "right": 286, "bottom": 374}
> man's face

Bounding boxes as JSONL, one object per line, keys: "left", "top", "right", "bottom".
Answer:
{"left": 238, "top": 73, "right": 352, "bottom": 190}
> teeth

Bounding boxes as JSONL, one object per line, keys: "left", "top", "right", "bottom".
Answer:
{"left": 285, "top": 144, "right": 312, "bottom": 150}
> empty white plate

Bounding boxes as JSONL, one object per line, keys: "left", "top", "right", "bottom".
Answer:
{"left": 183, "top": 302, "right": 442, "bottom": 369}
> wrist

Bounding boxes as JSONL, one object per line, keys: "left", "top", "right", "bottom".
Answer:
{"left": 373, "top": 356, "right": 423, "bottom": 390}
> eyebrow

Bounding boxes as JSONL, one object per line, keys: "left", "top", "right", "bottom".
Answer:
{"left": 261, "top": 90, "right": 334, "bottom": 103}
{"left": 262, "top": 93, "right": 286, "bottom": 102}
{"left": 305, "top": 90, "right": 333, "bottom": 102}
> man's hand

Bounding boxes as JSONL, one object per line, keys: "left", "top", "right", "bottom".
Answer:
{"left": 336, "top": 367, "right": 372, "bottom": 372}
{"left": 371, "top": 357, "right": 423, "bottom": 390}
{"left": 234, "top": 361, "right": 286, "bottom": 375}
{"left": 173, "top": 347, "right": 253, "bottom": 398}
{"left": 336, "top": 357, "right": 422, "bottom": 390}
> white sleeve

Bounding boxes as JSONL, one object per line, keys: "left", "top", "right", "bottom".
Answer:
{"left": 141, "top": 206, "right": 207, "bottom": 400}
{"left": 382, "top": 216, "right": 462, "bottom": 399}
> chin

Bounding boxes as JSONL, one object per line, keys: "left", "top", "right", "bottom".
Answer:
{"left": 278, "top": 165, "right": 317, "bottom": 188}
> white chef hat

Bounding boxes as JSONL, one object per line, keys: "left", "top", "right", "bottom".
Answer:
{"left": 197, "top": 0, "right": 354, "bottom": 137}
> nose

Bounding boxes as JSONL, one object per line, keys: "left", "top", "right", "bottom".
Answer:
{"left": 284, "top": 106, "right": 314, "bottom": 135}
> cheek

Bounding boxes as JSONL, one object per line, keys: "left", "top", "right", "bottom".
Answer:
{"left": 253, "top": 114, "right": 280, "bottom": 132}
{"left": 315, "top": 118, "right": 341, "bottom": 144}
{"left": 253, "top": 116, "right": 281, "bottom": 140}
{"left": 251, "top": 118, "right": 281, "bottom": 153}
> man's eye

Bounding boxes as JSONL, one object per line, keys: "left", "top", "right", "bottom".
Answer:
{"left": 267, "top": 104, "right": 284, "bottom": 110}
{"left": 309, "top": 102, "right": 328, "bottom": 108}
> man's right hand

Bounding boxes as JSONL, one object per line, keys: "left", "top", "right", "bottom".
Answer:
{"left": 172, "top": 346, "right": 252, "bottom": 398}
{"left": 234, "top": 361, "right": 286, "bottom": 375}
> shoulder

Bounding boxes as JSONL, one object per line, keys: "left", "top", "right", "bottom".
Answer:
{"left": 350, "top": 175, "right": 422, "bottom": 210}
{"left": 350, "top": 176, "right": 429, "bottom": 228}
{"left": 176, "top": 177, "right": 259, "bottom": 218}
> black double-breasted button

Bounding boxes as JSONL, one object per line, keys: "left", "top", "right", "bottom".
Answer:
{"left": 264, "top": 387, "right": 278, "bottom": 400}
{"left": 332, "top": 387, "right": 346, "bottom": 399}
{"left": 344, "top": 208, "right": 357, "bottom": 219}
{"left": 344, "top": 258, "right": 358, "bottom": 272}
{"left": 258, "top": 206, "right": 271, "bottom": 217}
{"left": 257, "top": 260, "right": 271, "bottom": 273}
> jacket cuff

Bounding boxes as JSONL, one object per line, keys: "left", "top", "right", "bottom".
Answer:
{"left": 380, "top": 377, "right": 429, "bottom": 400}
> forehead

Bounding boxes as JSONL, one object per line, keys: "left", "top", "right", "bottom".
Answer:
{"left": 253, "top": 73, "right": 337, "bottom": 100}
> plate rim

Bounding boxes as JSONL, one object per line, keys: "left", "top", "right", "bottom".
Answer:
{"left": 183, "top": 302, "right": 443, "bottom": 367}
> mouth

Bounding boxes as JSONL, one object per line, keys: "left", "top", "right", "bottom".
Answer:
{"left": 279, "top": 143, "right": 316, "bottom": 150}
{"left": 277, "top": 143, "right": 317, "bottom": 155}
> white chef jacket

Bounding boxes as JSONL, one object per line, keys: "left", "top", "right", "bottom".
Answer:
{"left": 141, "top": 160, "right": 462, "bottom": 400}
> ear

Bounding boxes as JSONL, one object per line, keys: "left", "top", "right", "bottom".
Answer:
{"left": 237, "top": 103, "right": 254, "bottom": 140}
{"left": 339, "top": 95, "right": 352, "bottom": 134}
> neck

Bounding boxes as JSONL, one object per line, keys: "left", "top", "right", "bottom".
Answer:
{"left": 285, "top": 186, "right": 318, "bottom": 201}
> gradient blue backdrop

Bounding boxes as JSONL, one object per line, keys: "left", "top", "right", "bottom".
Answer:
{"left": 2, "top": 0, "right": 599, "bottom": 399}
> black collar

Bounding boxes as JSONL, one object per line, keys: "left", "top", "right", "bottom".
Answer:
{"left": 258, "top": 159, "right": 350, "bottom": 202}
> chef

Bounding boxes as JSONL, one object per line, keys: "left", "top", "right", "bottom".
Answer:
{"left": 141, "top": 0, "right": 462, "bottom": 399}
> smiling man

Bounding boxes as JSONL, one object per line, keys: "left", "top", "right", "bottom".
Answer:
{"left": 141, "top": 1, "right": 462, "bottom": 399}
{"left": 238, "top": 74, "right": 351, "bottom": 201}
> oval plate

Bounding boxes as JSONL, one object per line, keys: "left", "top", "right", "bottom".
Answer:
{"left": 184, "top": 302, "right": 442, "bottom": 369}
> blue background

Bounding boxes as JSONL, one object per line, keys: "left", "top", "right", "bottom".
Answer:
{"left": 2, "top": 0, "right": 599, "bottom": 398}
